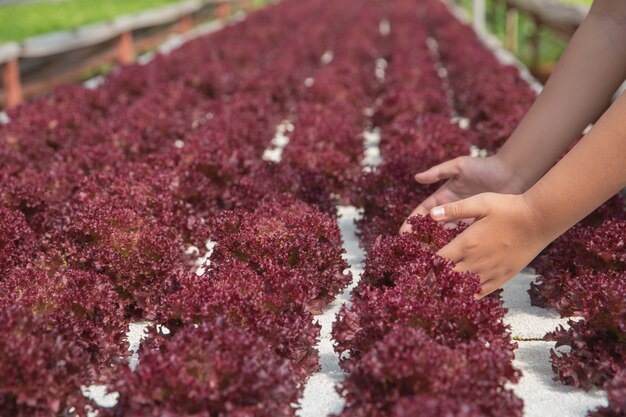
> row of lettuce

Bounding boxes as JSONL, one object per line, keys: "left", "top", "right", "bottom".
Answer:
{"left": 333, "top": 2, "right": 526, "bottom": 416}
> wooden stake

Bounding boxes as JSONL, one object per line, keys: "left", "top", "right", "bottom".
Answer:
{"left": 216, "top": 3, "right": 231, "bottom": 20}
{"left": 505, "top": 6, "right": 519, "bottom": 53}
{"left": 118, "top": 31, "right": 134, "bottom": 65}
{"left": 530, "top": 17, "right": 541, "bottom": 72}
{"left": 3, "top": 58, "right": 23, "bottom": 108}
{"left": 180, "top": 14, "right": 193, "bottom": 33}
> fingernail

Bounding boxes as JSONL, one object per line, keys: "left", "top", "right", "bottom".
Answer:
{"left": 431, "top": 207, "right": 445, "bottom": 219}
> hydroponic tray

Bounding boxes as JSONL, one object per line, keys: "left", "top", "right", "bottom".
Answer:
{"left": 1, "top": 0, "right": 622, "bottom": 416}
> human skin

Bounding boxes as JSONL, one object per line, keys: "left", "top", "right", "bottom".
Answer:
{"left": 400, "top": 0, "right": 626, "bottom": 297}
{"left": 435, "top": 92, "right": 626, "bottom": 297}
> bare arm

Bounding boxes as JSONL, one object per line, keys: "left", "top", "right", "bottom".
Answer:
{"left": 431, "top": 92, "right": 626, "bottom": 297}
{"left": 523, "top": 91, "right": 626, "bottom": 243}
{"left": 498, "top": 0, "right": 626, "bottom": 190}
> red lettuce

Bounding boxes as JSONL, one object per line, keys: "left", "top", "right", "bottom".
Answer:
{"left": 105, "top": 321, "right": 301, "bottom": 417}
{"left": 336, "top": 326, "right": 522, "bottom": 417}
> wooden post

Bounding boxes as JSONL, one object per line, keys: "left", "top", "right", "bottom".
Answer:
{"left": 118, "top": 31, "right": 134, "bottom": 65}
{"left": 179, "top": 14, "right": 193, "bottom": 33}
{"left": 473, "top": 0, "right": 486, "bottom": 32}
{"left": 216, "top": 3, "right": 231, "bottom": 20}
{"left": 505, "top": 6, "right": 519, "bottom": 53}
{"left": 530, "top": 17, "right": 541, "bottom": 73}
{"left": 3, "top": 58, "right": 23, "bottom": 107}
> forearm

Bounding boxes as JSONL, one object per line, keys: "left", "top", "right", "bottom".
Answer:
{"left": 497, "top": 0, "right": 626, "bottom": 190}
{"left": 523, "top": 92, "right": 626, "bottom": 242}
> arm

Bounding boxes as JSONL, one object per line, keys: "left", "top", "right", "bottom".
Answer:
{"left": 523, "top": 91, "right": 626, "bottom": 243}
{"left": 401, "top": 0, "right": 626, "bottom": 233}
{"left": 432, "top": 92, "right": 626, "bottom": 297}
{"left": 497, "top": 0, "right": 626, "bottom": 190}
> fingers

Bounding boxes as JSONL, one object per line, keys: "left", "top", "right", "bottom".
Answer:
{"left": 414, "top": 157, "right": 463, "bottom": 185}
{"left": 433, "top": 214, "right": 517, "bottom": 300}
{"left": 436, "top": 239, "right": 464, "bottom": 264}
{"left": 439, "top": 243, "right": 500, "bottom": 299}
{"left": 399, "top": 187, "right": 459, "bottom": 235}
{"left": 399, "top": 214, "right": 416, "bottom": 235}
{"left": 399, "top": 197, "right": 440, "bottom": 235}
{"left": 477, "top": 280, "right": 500, "bottom": 299}
{"left": 414, "top": 203, "right": 430, "bottom": 217}
{"left": 412, "top": 197, "right": 436, "bottom": 219}
{"left": 399, "top": 222, "right": 411, "bottom": 235}
{"left": 399, "top": 199, "right": 440, "bottom": 235}
{"left": 429, "top": 193, "right": 491, "bottom": 223}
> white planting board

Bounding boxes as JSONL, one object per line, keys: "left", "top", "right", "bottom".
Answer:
{"left": 503, "top": 274, "right": 607, "bottom": 416}
{"left": 299, "top": 206, "right": 365, "bottom": 417}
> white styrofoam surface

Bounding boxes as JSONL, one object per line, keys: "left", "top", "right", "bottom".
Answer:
{"left": 83, "top": 321, "right": 150, "bottom": 411}
{"left": 262, "top": 121, "right": 293, "bottom": 162}
{"left": 362, "top": 127, "right": 382, "bottom": 169}
{"left": 513, "top": 341, "right": 607, "bottom": 417}
{"left": 501, "top": 271, "right": 572, "bottom": 340}
{"left": 298, "top": 206, "right": 365, "bottom": 417}
{"left": 501, "top": 275, "right": 608, "bottom": 416}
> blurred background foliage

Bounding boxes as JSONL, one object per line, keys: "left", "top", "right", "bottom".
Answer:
{"left": 459, "top": 0, "right": 592, "bottom": 77}
{"left": 0, "top": 0, "right": 592, "bottom": 79}
{"left": 0, "top": 0, "right": 186, "bottom": 43}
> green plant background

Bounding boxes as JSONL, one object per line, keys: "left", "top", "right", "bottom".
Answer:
{"left": 0, "top": 0, "right": 187, "bottom": 43}
{"left": 0, "top": 0, "right": 590, "bottom": 67}
{"left": 459, "top": 0, "right": 592, "bottom": 68}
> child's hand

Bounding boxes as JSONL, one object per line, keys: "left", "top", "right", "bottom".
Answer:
{"left": 430, "top": 193, "right": 550, "bottom": 298}
{"left": 399, "top": 155, "right": 526, "bottom": 234}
